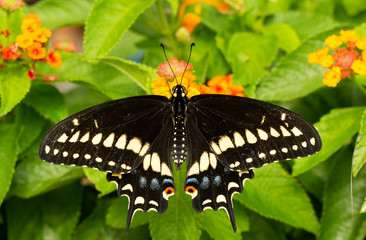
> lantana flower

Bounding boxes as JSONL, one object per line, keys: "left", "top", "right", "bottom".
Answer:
{"left": 0, "top": 0, "right": 23, "bottom": 11}
{"left": 27, "top": 42, "right": 46, "bottom": 59}
{"left": 1, "top": 43, "right": 20, "bottom": 60}
{"left": 200, "top": 74, "right": 245, "bottom": 96}
{"left": 156, "top": 58, "right": 193, "bottom": 79}
{"left": 151, "top": 58, "right": 245, "bottom": 98}
{"left": 16, "top": 14, "right": 62, "bottom": 70}
{"left": 47, "top": 49, "right": 62, "bottom": 68}
{"left": 1, "top": 13, "right": 62, "bottom": 81}
{"left": 153, "top": 58, "right": 199, "bottom": 98}
{"left": 308, "top": 30, "right": 366, "bottom": 87}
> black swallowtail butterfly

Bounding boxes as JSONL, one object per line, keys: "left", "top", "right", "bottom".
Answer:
{"left": 39, "top": 46, "right": 321, "bottom": 232}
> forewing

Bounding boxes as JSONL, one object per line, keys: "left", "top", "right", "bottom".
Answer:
{"left": 185, "top": 116, "right": 254, "bottom": 232}
{"left": 39, "top": 95, "right": 170, "bottom": 173}
{"left": 189, "top": 94, "right": 322, "bottom": 171}
{"left": 107, "top": 117, "right": 175, "bottom": 230}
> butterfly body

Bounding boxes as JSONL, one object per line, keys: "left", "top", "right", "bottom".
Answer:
{"left": 170, "top": 85, "right": 189, "bottom": 169}
{"left": 39, "top": 84, "right": 321, "bottom": 232}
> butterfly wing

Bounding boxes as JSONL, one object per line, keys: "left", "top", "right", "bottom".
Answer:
{"left": 39, "top": 95, "right": 170, "bottom": 174}
{"left": 107, "top": 116, "right": 175, "bottom": 230}
{"left": 188, "top": 94, "right": 322, "bottom": 171}
{"left": 184, "top": 115, "right": 254, "bottom": 232}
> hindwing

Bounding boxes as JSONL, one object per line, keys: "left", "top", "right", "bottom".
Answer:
{"left": 185, "top": 116, "right": 254, "bottom": 232}
{"left": 39, "top": 96, "right": 169, "bottom": 174}
{"left": 189, "top": 94, "right": 322, "bottom": 171}
{"left": 107, "top": 118, "right": 175, "bottom": 230}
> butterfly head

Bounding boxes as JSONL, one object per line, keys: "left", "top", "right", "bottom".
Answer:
{"left": 172, "top": 85, "right": 186, "bottom": 98}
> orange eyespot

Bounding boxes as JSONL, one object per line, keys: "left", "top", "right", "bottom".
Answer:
{"left": 185, "top": 186, "right": 196, "bottom": 194}
{"left": 164, "top": 187, "right": 175, "bottom": 196}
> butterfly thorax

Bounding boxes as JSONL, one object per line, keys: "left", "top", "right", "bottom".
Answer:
{"left": 170, "top": 85, "right": 189, "bottom": 169}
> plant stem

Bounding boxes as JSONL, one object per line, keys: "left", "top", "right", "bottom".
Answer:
{"left": 156, "top": 0, "right": 180, "bottom": 58}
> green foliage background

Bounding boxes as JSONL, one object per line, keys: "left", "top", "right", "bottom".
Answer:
{"left": 1, "top": 0, "right": 366, "bottom": 239}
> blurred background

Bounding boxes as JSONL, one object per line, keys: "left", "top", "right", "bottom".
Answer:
{"left": 0, "top": 0, "right": 366, "bottom": 240}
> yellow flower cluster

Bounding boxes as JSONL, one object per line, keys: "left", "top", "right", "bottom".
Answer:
{"left": 308, "top": 30, "right": 366, "bottom": 87}
{"left": 16, "top": 14, "right": 52, "bottom": 60}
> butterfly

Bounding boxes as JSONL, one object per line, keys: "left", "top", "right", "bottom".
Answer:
{"left": 39, "top": 45, "right": 321, "bottom": 232}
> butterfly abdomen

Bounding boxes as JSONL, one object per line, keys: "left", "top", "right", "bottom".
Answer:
{"left": 172, "top": 115, "right": 188, "bottom": 169}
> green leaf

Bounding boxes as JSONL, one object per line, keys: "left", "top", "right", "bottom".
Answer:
{"left": 319, "top": 146, "right": 366, "bottom": 240}
{"left": 23, "top": 83, "right": 67, "bottom": 123}
{"left": 83, "top": 168, "right": 115, "bottom": 197}
{"left": 63, "top": 85, "right": 110, "bottom": 115}
{"left": 237, "top": 164, "right": 320, "bottom": 234}
{"left": 100, "top": 57, "right": 157, "bottom": 91}
{"left": 256, "top": 29, "right": 336, "bottom": 101}
{"left": 263, "top": 23, "right": 301, "bottom": 53}
{"left": 0, "top": 66, "right": 31, "bottom": 116}
{"left": 99, "top": 224, "right": 151, "bottom": 240}
{"left": 190, "top": 30, "right": 230, "bottom": 82}
{"left": 201, "top": 202, "right": 249, "bottom": 239}
{"left": 107, "top": 30, "right": 145, "bottom": 59}
{"left": 341, "top": 0, "right": 366, "bottom": 16}
{"left": 9, "top": 154, "right": 84, "bottom": 198}
{"left": 15, "top": 104, "right": 46, "bottom": 153}
{"left": 271, "top": 11, "right": 339, "bottom": 40}
{"left": 149, "top": 162, "right": 202, "bottom": 240}
{"left": 84, "top": 0, "right": 156, "bottom": 58}
{"left": 297, "top": 160, "right": 329, "bottom": 201}
{"left": 353, "top": 108, "right": 366, "bottom": 177}
{"left": 199, "top": 5, "right": 232, "bottom": 33}
{"left": 227, "top": 32, "right": 278, "bottom": 92}
{"left": 244, "top": 211, "right": 286, "bottom": 240}
{"left": 105, "top": 197, "right": 149, "bottom": 229}
{"left": 6, "top": 182, "right": 82, "bottom": 240}
{"left": 24, "top": 0, "right": 94, "bottom": 29}
{"left": 36, "top": 52, "right": 145, "bottom": 99}
{"left": 0, "top": 123, "right": 19, "bottom": 205}
{"left": 292, "top": 107, "right": 365, "bottom": 176}
{"left": 264, "top": 0, "right": 292, "bottom": 13}
{"left": 72, "top": 199, "right": 111, "bottom": 240}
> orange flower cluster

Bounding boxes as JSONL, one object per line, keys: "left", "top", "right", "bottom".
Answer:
{"left": 0, "top": 0, "right": 23, "bottom": 11}
{"left": 200, "top": 74, "right": 245, "bottom": 96}
{"left": 308, "top": 30, "right": 366, "bottom": 87}
{"left": 16, "top": 14, "right": 58, "bottom": 62}
{"left": 0, "top": 13, "right": 62, "bottom": 81}
{"left": 1, "top": 43, "right": 20, "bottom": 60}
{"left": 151, "top": 58, "right": 245, "bottom": 98}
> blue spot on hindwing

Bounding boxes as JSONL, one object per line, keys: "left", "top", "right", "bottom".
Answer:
{"left": 200, "top": 176, "right": 210, "bottom": 189}
{"left": 150, "top": 178, "right": 160, "bottom": 190}
{"left": 214, "top": 175, "right": 221, "bottom": 186}
{"left": 186, "top": 177, "right": 198, "bottom": 186}
{"left": 139, "top": 176, "right": 147, "bottom": 188}
{"left": 162, "top": 178, "right": 174, "bottom": 186}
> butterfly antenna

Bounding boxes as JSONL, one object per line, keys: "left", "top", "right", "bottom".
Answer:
{"left": 182, "top": 43, "right": 195, "bottom": 93}
{"left": 160, "top": 44, "right": 178, "bottom": 92}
